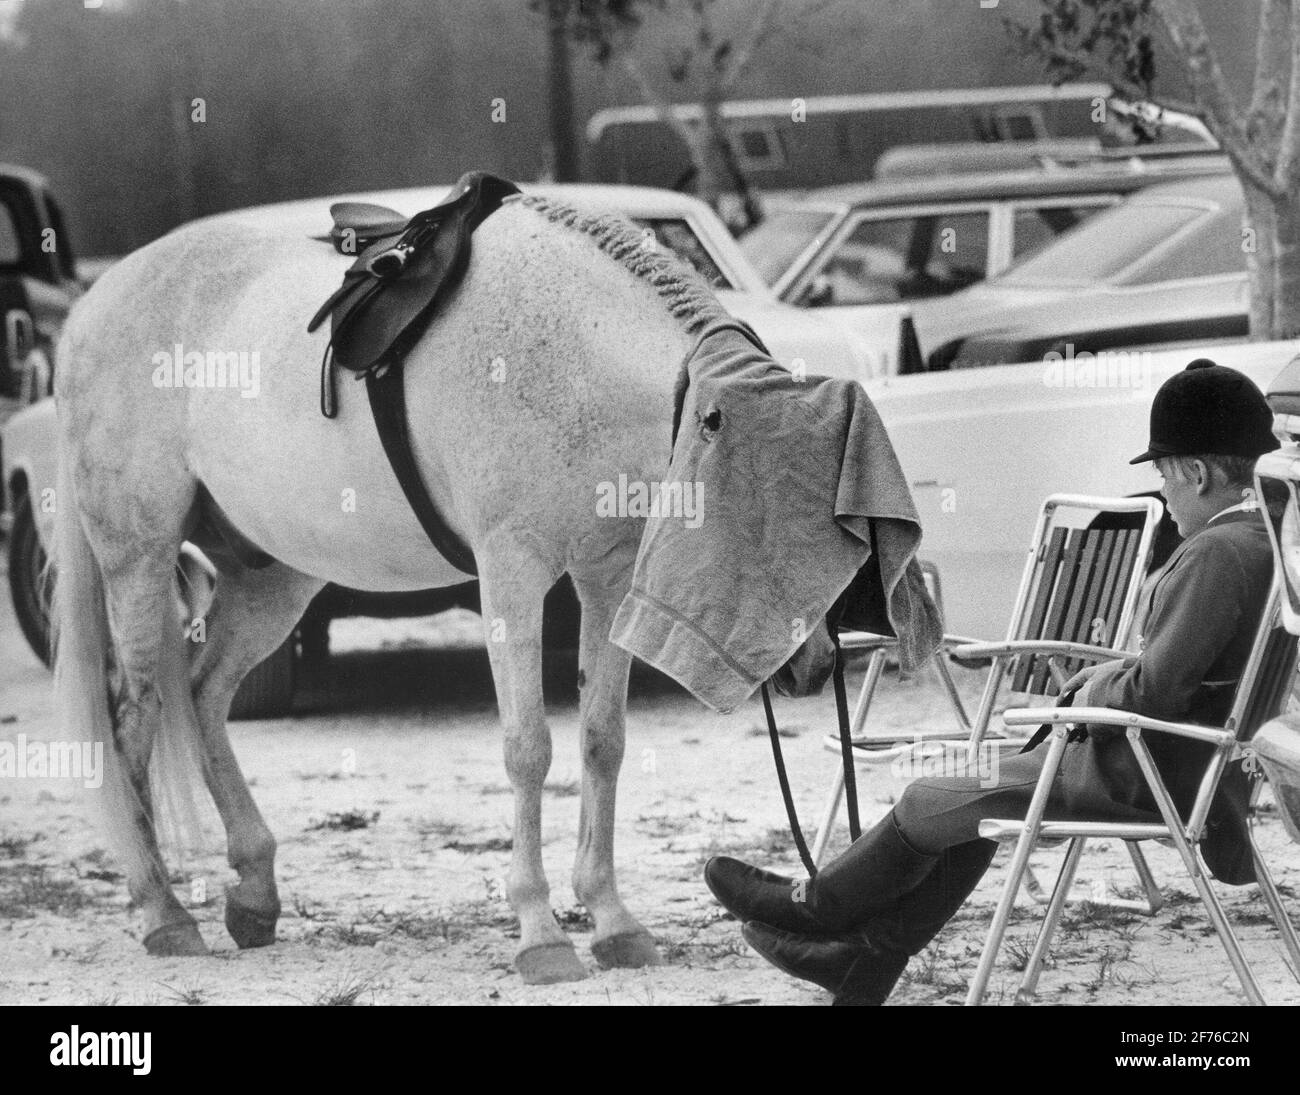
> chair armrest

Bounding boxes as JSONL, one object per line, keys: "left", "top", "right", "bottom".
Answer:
{"left": 1002, "top": 705, "right": 1235, "bottom": 747}
{"left": 949, "top": 640, "right": 1133, "bottom": 664}
{"left": 837, "top": 631, "right": 985, "bottom": 652}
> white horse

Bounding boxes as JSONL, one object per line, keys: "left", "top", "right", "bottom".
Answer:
{"left": 52, "top": 192, "right": 835, "bottom": 983}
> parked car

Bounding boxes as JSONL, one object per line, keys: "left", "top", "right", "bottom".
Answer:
{"left": 0, "top": 164, "right": 83, "bottom": 412}
{"left": 3, "top": 181, "right": 868, "bottom": 716}
{"left": 864, "top": 337, "right": 1298, "bottom": 638}
{"left": 739, "top": 154, "right": 1229, "bottom": 377}
{"left": 916, "top": 171, "right": 1248, "bottom": 372}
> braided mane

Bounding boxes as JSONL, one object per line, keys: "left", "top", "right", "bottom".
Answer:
{"left": 514, "top": 193, "right": 729, "bottom": 335}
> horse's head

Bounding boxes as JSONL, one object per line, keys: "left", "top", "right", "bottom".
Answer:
{"left": 769, "top": 616, "right": 838, "bottom": 698}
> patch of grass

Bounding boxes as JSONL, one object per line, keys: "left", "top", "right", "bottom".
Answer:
{"left": 310, "top": 971, "right": 384, "bottom": 1006}
{"left": 157, "top": 981, "right": 208, "bottom": 1006}
{"left": 413, "top": 817, "right": 462, "bottom": 839}
{"left": 386, "top": 913, "right": 464, "bottom": 943}
{"left": 897, "top": 943, "right": 968, "bottom": 997}
{"left": 0, "top": 833, "right": 37, "bottom": 858}
{"left": 0, "top": 864, "right": 96, "bottom": 917}
{"left": 308, "top": 810, "right": 379, "bottom": 832}
{"left": 443, "top": 837, "right": 512, "bottom": 854}
{"left": 1003, "top": 936, "right": 1036, "bottom": 974}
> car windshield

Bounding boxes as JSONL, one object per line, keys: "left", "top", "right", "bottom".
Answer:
{"left": 632, "top": 217, "right": 732, "bottom": 289}
{"left": 996, "top": 201, "right": 1207, "bottom": 287}
{"left": 738, "top": 208, "right": 837, "bottom": 285}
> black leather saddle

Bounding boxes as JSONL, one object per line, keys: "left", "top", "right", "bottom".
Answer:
{"left": 309, "top": 171, "right": 521, "bottom": 404}
{"left": 307, "top": 170, "right": 521, "bottom": 576}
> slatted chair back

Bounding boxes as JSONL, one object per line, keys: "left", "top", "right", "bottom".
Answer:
{"left": 1002, "top": 497, "right": 1158, "bottom": 698}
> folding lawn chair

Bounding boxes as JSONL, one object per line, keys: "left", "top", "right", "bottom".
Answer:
{"left": 812, "top": 494, "right": 1166, "bottom": 911}
{"left": 969, "top": 581, "right": 1300, "bottom": 1005}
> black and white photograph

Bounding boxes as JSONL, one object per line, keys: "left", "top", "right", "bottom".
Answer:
{"left": 2, "top": 0, "right": 1300, "bottom": 1034}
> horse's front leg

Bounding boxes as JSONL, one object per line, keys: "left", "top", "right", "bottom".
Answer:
{"left": 571, "top": 574, "right": 663, "bottom": 969}
{"left": 479, "top": 551, "right": 588, "bottom": 984}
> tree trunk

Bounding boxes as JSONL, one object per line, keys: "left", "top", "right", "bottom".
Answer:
{"left": 544, "top": 0, "right": 580, "bottom": 182}
{"left": 690, "top": 98, "right": 731, "bottom": 215}
{"left": 1241, "top": 174, "right": 1280, "bottom": 339}
{"left": 1269, "top": 188, "right": 1300, "bottom": 338}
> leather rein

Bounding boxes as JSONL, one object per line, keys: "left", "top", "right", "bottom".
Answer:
{"left": 671, "top": 320, "right": 862, "bottom": 877}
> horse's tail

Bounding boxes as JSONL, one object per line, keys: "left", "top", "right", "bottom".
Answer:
{"left": 52, "top": 422, "right": 210, "bottom": 885}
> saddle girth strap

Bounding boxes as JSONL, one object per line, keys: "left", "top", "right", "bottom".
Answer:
{"left": 366, "top": 366, "right": 477, "bottom": 576}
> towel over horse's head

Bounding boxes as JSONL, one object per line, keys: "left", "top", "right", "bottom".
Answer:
{"left": 769, "top": 552, "right": 889, "bottom": 698}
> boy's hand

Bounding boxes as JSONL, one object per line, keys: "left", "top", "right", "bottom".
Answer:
{"left": 1060, "top": 663, "right": 1103, "bottom": 698}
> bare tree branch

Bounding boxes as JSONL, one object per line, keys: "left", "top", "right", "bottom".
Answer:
{"left": 1014, "top": 35, "right": 1199, "bottom": 115}
{"left": 1151, "top": 0, "right": 1280, "bottom": 195}
{"left": 619, "top": 50, "right": 698, "bottom": 147}
{"left": 720, "top": 0, "right": 783, "bottom": 93}
{"left": 1274, "top": 0, "right": 1300, "bottom": 190}
{"left": 1248, "top": 0, "right": 1291, "bottom": 132}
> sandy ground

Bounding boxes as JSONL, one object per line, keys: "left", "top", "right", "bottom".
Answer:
{"left": 2, "top": 557, "right": 1299, "bottom": 1007}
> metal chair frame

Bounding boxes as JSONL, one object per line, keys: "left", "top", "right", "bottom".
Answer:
{"left": 812, "top": 494, "right": 1165, "bottom": 910}
{"left": 967, "top": 583, "right": 1300, "bottom": 1006}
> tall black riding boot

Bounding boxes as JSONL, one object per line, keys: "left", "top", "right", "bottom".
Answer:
{"left": 704, "top": 810, "right": 938, "bottom": 934}
{"left": 740, "top": 837, "right": 997, "bottom": 1006}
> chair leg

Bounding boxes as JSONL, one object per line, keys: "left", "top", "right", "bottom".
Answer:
{"left": 932, "top": 653, "right": 973, "bottom": 736}
{"left": 850, "top": 648, "right": 887, "bottom": 737}
{"left": 1248, "top": 814, "right": 1300, "bottom": 982}
{"left": 811, "top": 764, "right": 845, "bottom": 868}
{"left": 1128, "top": 736, "right": 1265, "bottom": 1005}
{"left": 1125, "top": 841, "right": 1165, "bottom": 915}
{"left": 1187, "top": 852, "right": 1265, "bottom": 1006}
{"left": 1017, "top": 837, "right": 1085, "bottom": 1004}
{"left": 967, "top": 729, "right": 1069, "bottom": 1006}
{"left": 966, "top": 656, "right": 1009, "bottom": 764}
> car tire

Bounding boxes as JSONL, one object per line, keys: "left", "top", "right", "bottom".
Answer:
{"left": 228, "top": 634, "right": 297, "bottom": 721}
{"left": 8, "top": 490, "right": 52, "bottom": 667}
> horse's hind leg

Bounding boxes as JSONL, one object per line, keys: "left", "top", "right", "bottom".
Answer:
{"left": 94, "top": 544, "right": 210, "bottom": 955}
{"left": 569, "top": 573, "right": 663, "bottom": 969}
{"left": 478, "top": 548, "right": 588, "bottom": 984}
{"left": 187, "top": 560, "right": 324, "bottom": 948}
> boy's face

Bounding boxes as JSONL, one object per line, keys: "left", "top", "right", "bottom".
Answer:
{"left": 1155, "top": 458, "right": 1206, "bottom": 537}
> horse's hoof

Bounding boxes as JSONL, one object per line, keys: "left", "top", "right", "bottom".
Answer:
{"left": 225, "top": 895, "right": 279, "bottom": 949}
{"left": 143, "top": 921, "right": 209, "bottom": 957}
{"left": 591, "top": 930, "right": 663, "bottom": 970}
{"left": 515, "top": 942, "right": 589, "bottom": 985}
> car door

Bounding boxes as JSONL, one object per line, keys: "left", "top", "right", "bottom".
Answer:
{"left": 786, "top": 202, "right": 997, "bottom": 309}
{"left": 994, "top": 195, "right": 1120, "bottom": 276}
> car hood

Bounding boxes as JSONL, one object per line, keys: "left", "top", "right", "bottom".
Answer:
{"left": 716, "top": 289, "right": 886, "bottom": 385}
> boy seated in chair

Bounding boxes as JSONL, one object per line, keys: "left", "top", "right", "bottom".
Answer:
{"left": 706, "top": 359, "right": 1280, "bottom": 1005}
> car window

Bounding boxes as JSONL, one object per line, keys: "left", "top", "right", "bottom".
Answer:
{"left": 44, "top": 195, "right": 77, "bottom": 280}
{"left": 0, "top": 200, "right": 21, "bottom": 265}
{"left": 633, "top": 217, "right": 732, "bottom": 289}
{"left": 1119, "top": 206, "right": 1246, "bottom": 284}
{"left": 999, "top": 202, "right": 1205, "bottom": 286}
{"left": 803, "top": 209, "right": 991, "bottom": 305}
{"left": 738, "top": 208, "right": 837, "bottom": 286}
{"left": 1011, "top": 202, "right": 1111, "bottom": 261}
